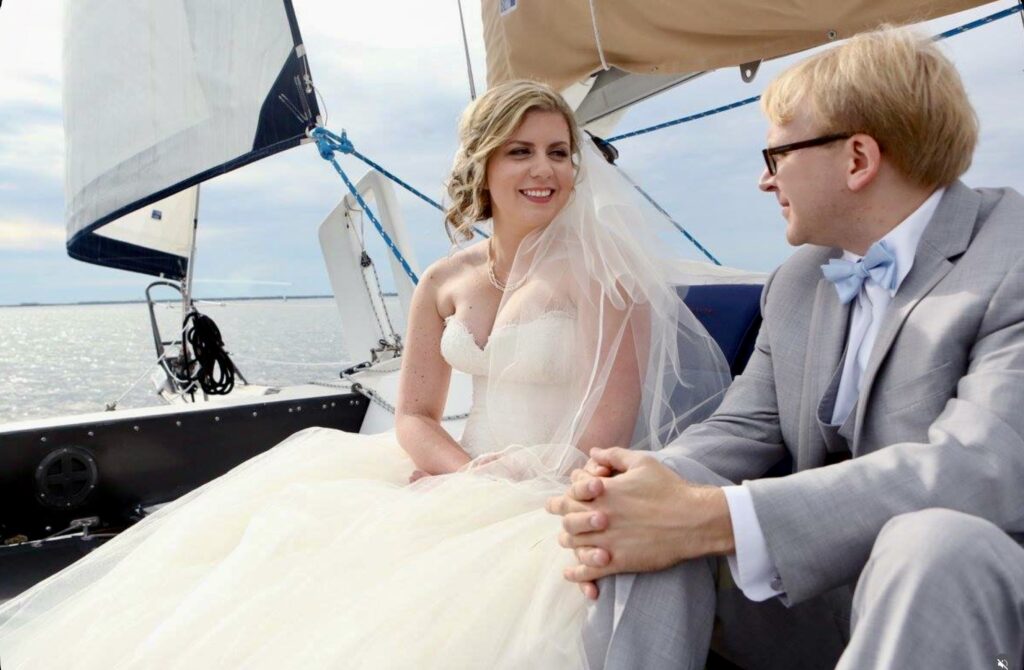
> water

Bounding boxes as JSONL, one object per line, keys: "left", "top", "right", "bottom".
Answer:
{"left": 0, "top": 298, "right": 357, "bottom": 425}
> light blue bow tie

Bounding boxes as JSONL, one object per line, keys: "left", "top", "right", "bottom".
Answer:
{"left": 821, "top": 240, "right": 898, "bottom": 304}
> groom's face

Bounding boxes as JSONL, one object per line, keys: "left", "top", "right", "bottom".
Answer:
{"left": 759, "top": 108, "right": 849, "bottom": 248}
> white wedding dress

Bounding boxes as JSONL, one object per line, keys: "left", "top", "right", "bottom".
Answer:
{"left": 0, "top": 314, "right": 591, "bottom": 669}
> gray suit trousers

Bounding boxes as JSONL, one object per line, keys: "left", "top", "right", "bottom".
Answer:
{"left": 584, "top": 456, "right": 1024, "bottom": 670}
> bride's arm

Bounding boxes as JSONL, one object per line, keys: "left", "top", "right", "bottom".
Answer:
{"left": 572, "top": 298, "right": 643, "bottom": 456}
{"left": 395, "top": 262, "right": 473, "bottom": 474}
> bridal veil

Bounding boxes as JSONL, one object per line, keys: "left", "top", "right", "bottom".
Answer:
{"left": 474, "top": 136, "right": 732, "bottom": 476}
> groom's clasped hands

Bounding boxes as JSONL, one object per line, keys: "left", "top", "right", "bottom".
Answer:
{"left": 546, "top": 448, "right": 735, "bottom": 599}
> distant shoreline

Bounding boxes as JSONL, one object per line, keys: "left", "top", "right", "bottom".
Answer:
{"left": 0, "top": 293, "right": 399, "bottom": 308}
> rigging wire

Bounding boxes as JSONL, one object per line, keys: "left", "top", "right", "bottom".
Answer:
{"left": 311, "top": 126, "right": 500, "bottom": 291}
{"left": 347, "top": 198, "right": 402, "bottom": 349}
{"left": 607, "top": 95, "right": 761, "bottom": 143}
{"left": 329, "top": 369, "right": 470, "bottom": 421}
{"left": 311, "top": 127, "right": 488, "bottom": 238}
{"left": 932, "top": 2, "right": 1021, "bottom": 40}
{"left": 105, "top": 351, "right": 173, "bottom": 411}
{"left": 618, "top": 168, "right": 722, "bottom": 266}
{"left": 232, "top": 354, "right": 350, "bottom": 367}
{"left": 456, "top": 0, "right": 478, "bottom": 100}
{"left": 312, "top": 128, "right": 421, "bottom": 285}
{"left": 313, "top": 83, "right": 329, "bottom": 127}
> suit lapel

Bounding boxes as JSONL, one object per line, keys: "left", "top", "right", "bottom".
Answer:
{"left": 798, "top": 265, "right": 850, "bottom": 468}
{"left": 851, "top": 182, "right": 982, "bottom": 450}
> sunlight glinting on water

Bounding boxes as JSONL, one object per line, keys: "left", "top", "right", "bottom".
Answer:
{"left": 0, "top": 298, "right": 359, "bottom": 423}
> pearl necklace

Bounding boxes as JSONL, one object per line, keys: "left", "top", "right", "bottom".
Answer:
{"left": 487, "top": 238, "right": 524, "bottom": 292}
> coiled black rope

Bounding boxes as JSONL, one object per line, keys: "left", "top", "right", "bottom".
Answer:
{"left": 181, "top": 310, "right": 240, "bottom": 396}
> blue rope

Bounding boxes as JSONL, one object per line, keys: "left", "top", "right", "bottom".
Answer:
{"left": 312, "top": 127, "right": 488, "bottom": 239}
{"left": 604, "top": 95, "right": 759, "bottom": 264}
{"left": 934, "top": 3, "right": 1021, "bottom": 40}
{"left": 316, "top": 128, "right": 443, "bottom": 210}
{"left": 607, "top": 96, "right": 762, "bottom": 143}
{"left": 311, "top": 128, "right": 420, "bottom": 285}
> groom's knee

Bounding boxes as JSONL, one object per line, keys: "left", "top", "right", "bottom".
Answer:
{"left": 599, "top": 558, "right": 720, "bottom": 669}
{"left": 866, "top": 508, "right": 1016, "bottom": 589}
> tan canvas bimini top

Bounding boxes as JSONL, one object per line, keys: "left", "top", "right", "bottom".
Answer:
{"left": 483, "top": 0, "right": 989, "bottom": 91}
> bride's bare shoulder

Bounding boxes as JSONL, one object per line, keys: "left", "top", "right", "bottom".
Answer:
{"left": 415, "top": 241, "right": 488, "bottom": 310}
{"left": 422, "top": 242, "right": 488, "bottom": 285}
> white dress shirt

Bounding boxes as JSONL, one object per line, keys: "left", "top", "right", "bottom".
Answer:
{"left": 723, "top": 187, "right": 945, "bottom": 601}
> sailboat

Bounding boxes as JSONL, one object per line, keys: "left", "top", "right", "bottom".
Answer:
{"left": 0, "top": 0, "right": 1010, "bottom": 606}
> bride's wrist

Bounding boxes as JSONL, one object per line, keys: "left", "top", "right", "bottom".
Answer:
{"left": 449, "top": 451, "right": 473, "bottom": 471}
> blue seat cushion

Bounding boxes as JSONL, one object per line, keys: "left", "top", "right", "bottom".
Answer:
{"left": 680, "top": 283, "right": 793, "bottom": 478}
{"left": 680, "top": 284, "right": 763, "bottom": 377}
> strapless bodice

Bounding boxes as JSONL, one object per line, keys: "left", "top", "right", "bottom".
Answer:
{"left": 440, "top": 313, "right": 577, "bottom": 457}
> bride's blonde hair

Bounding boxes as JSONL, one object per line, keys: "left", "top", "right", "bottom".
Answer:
{"left": 444, "top": 80, "right": 581, "bottom": 242}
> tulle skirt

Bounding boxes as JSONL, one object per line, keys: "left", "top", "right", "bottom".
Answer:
{"left": 0, "top": 428, "right": 589, "bottom": 668}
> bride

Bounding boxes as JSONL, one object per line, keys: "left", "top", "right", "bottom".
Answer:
{"left": 0, "top": 81, "right": 729, "bottom": 668}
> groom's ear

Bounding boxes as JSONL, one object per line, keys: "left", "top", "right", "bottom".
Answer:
{"left": 845, "top": 133, "right": 882, "bottom": 192}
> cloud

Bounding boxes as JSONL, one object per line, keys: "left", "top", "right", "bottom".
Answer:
{"left": 0, "top": 117, "right": 64, "bottom": 180}
{"left": 298, "top": 0, "right": 484, "bottom": 53}
{"left": 0, "top": 76, "right": 60, "bottom": 109}
{"left": 0, "top": 3, "right": 62, "bottom": 109}
{"left": 0, "top": 217, "right": 65, "bottom": 251}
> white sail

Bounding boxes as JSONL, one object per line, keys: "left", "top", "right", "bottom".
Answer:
{"left": 88, "top": 189, "right": 199, "bottom": 279}
{"left": 63, "top": 0, "right": 319, "bottom": 279}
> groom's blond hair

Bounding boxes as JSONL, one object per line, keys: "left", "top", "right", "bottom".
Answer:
{"left": 762, "top": 26, "right": 978, "bottom": 188}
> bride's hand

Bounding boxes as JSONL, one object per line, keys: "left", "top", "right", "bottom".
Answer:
{"left": 408, "top": 469, "right": 431, "bottom": 483}
{"left": 550, "top": 468, "right": 610, "bottom": 598}
{"left": 572, "top": 547, "right": 610, "bottom": 599}
{"left": 582, "top": 457, "right": 614, "bottom": 478}
{"left": 462, "top": 452, "right": 504, "bottom": 470}
{"left": 462, "top": 450, "right": 538, "bottom": 482}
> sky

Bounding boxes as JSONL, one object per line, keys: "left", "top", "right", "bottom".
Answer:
{"left": 0, "top": 1, "right": 1022, "bottom": 305}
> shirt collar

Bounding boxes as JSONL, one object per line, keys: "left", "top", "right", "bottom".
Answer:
{"left": 841, "top": 187, "right": 945, "bottom": 295}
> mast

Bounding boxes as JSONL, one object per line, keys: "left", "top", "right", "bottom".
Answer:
{"left": 182, "top": 184, "right": 201, "bottom": 320}
{"left": 456, "top": 0, "right": 477, "bottom": 100}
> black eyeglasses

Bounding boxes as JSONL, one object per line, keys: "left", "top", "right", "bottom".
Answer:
{"left": 761, "top": 133, "right": 853, "bottom": 176}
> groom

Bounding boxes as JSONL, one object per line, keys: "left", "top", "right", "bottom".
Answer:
{"left": 548, "top": 26, "right": 1024, "bottom": 669}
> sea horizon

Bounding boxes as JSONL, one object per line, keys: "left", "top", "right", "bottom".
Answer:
{"left": 0, "top": 293, "right": 398, "bottom": 309}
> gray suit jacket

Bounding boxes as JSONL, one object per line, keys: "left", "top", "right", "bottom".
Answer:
{"left": 660, "top": 180, "right": 1024, "bottom": 605}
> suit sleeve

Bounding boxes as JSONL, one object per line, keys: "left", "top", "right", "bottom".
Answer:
{"left": 655, "top": 270, "right": 790, "bottom": 483}
{"left": 747, "top": 256, "right": 1024, "bottom": 605}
